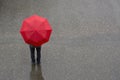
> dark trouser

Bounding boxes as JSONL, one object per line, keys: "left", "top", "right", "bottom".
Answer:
{"left": 29, "top": 45, "right": 41, "bottom": 64}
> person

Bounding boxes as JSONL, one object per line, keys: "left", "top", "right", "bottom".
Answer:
{"left": 29, "top": 45, "right": 41, "bottom": 64}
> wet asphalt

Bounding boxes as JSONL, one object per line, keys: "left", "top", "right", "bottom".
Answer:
{"left": 1, "top": 0, "right": 120, "bottom": 80}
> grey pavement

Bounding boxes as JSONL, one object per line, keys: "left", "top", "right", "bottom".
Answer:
{"left": 1, "top": 0, "right": 120, "bottom": 80}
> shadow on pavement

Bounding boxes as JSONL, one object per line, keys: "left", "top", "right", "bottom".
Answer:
{"left": 30, "top": 64, "right": 44, "bottom": 80}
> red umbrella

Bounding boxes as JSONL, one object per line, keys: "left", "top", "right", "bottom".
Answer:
{"left": 20, "top": 14, "right": 52, "bottom": 47}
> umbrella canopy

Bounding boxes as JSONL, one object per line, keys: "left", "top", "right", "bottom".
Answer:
{"left": 20, "top": 14, "right": 52, "bottom": 47}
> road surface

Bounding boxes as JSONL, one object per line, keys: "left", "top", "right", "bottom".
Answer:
{"left": 0, "top": 0, "right": 120, "bottom": 80}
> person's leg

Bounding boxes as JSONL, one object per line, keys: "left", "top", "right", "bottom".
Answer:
{"left": 29, "top": 45, "right": 35, "bottom": 64}
{"left": 36, "top": 46, "right": 41, "bottom": 64}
